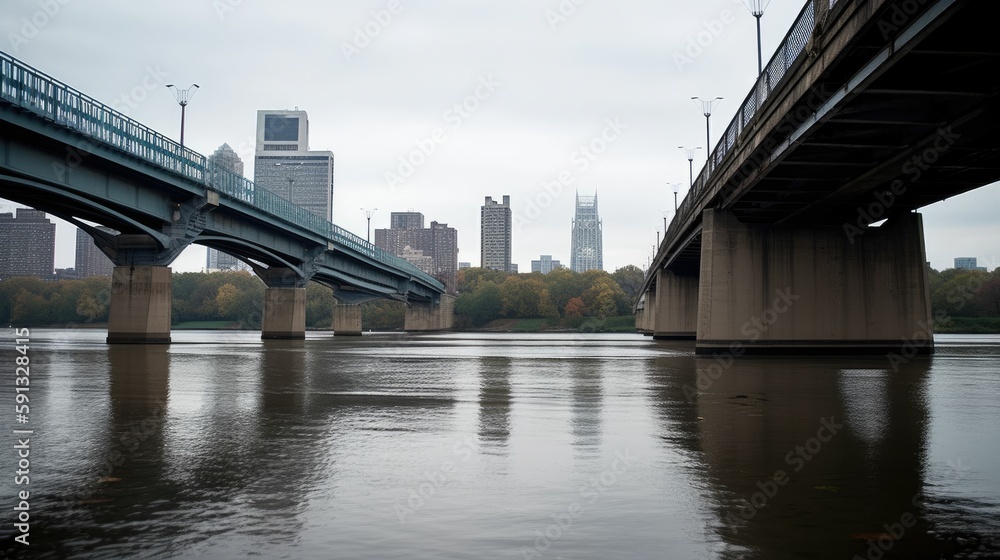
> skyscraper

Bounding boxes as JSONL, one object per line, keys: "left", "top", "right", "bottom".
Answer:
{"left": 0, "top": 208, "right": 56, "bottom": 279}
{"left": 570, "top": 192, "right": 603, "bottom": 272}
{"left": 375, "top": 212, "right": 459, "bottom": 293}
{"left": 481, "top": 195, "right": 512, "bottom": 273}
{"left": 253, "top": 110, "right": 335, "bottom": 221}
{"left": 206, "top": 143, "right": 250, "bottom": 272}
{"left": 75, "top": 226, "right": 116, "bottom": 278}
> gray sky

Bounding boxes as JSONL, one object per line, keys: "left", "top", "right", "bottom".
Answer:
{"left": 3, "top": 0, "right": 997, "bottom": 273}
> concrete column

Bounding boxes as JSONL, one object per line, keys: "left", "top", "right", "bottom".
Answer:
{"left": 404, "top": 294, "right": 456, "bottom": 332}
{"left": 332, "top": 303, "right": 363, "bottom": 336}
{"left": 261, "top": 287, "right": 306, "bottom": 340}
{"left": 107, "top": 265, "right": 172, "bottom": 344}
{"left": 696, "top": 209, "right": 933, "bottom": 355}
{"left": 652, "top": 268, "right": 698, "bottom": 340}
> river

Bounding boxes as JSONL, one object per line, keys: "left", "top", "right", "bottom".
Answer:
{"left": 1, "top": 330, "right": 999, "bottom": 559}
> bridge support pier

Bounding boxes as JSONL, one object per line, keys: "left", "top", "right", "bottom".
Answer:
{"left": 404, "top": 295, "right": 456, "bottom": 332}
{"left": 696, "top": 209, "right": 933, "bottom": 355}
{"left": 652, "top": 269, "right": 698, "bottom": 340}
{"left": 107, "top": 265, "right": 172, "bottom": 344}
{"left": 261, "top": 287, "right": 307, "bottom": 340}
{"left": 332, "top": 303, "right": 363, "bottom": 336}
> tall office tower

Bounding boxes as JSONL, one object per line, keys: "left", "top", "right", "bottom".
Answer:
{"left": 75, "top": 226, "right": 116, "bottom": 278}
{"left": 207, "top": 143, "right": 249, "bottom": 272}
{"left": 0, "top": 208, "right": 56, "bottom": 279}
{"left": 570, "top": 192, "right": 603, "bottom": 272}
{"left": 531, "top": 255, "right": 562, "bottom": 274}
{"left": 481, "top": 195, "right": 512, "bottom": 273}
{"left": 375, "top": 212, "right": 459, "bottom": 292}
{"left": 253, "top": 110, "right": 335, "bottom": 222}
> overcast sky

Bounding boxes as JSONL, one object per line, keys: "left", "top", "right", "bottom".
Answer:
{"left": 3, "top": 0, "right": 997, "bottom": 273}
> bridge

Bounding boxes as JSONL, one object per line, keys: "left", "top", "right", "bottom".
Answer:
{"left": 637, "top": 0, "right": 1000, "bottom": 354}
{"left": 0, "top": 51, "right": 453, "bottom": 343}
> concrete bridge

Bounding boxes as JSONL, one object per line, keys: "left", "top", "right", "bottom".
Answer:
{"left": 638, "top": 0, "right": 1000, "bottom": 354}
{"left": 0, "top": 51, "right": 453, "bottom": 343}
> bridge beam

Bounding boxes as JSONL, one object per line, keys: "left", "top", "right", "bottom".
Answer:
{"left": 107, "top": 265, "right": 172, "bottom": 344}
{"left": 652, "top": 269, "right": 698, "bottom": 340}
{"left": 696, "top": 209, "right": 933, "bottom": 355}
{"left": 332, "top": 303, "right": 363, "bottom": 336}
{"left": 404, "top": 295, "right": 456, "bottom": 332}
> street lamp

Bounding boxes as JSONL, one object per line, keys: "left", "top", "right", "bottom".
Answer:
{"left": 744, "top": 0, "right": 770, "bottom": 75}
{"left": 361, "top": 208, "right": 377, "bottom": 243}
{"left": 678, "top": 146, "right": 702, "bottom": 188}
{"left": 692, "top": 97, "right": 723, "bottom": 160}
{"left": 670, "top": 182, "right": 682, "bottom": 212}
{"left": 165, "top": 84, "right": 199, "bottom": 148}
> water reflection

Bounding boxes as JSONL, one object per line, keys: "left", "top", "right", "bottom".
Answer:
{"left": 570, "top": 359, "right": 603, "bottom": 458}
{"left": 477, "top": 356, "right": 511, "bottom": 451}
{"left": 675, "top": 355, "right": 959, "bottom": 558}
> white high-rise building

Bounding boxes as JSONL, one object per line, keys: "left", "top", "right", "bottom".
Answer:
{"left": 253, "top": 110, "right": 335, "bottom": 222}
{"left": 570, "top": 192, "right": 603, "bottom": 272}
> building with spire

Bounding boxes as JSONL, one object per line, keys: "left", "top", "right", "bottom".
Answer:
{"left": 570, "top": 192, "right": 603, "bottom": 272}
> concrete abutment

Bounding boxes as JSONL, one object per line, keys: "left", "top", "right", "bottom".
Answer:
{"left": 261, "top": 287, "right": 307, "bottom": 340}
{"left": 107, "top": 265, "right": 172, "bottom": 344}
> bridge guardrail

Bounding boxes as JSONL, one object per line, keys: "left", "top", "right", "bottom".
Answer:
{"left": 0, "top": 51, "right": 444, "bottom": 292}
{"left": 655, "top": 0, "right": 836, "bottom": 284}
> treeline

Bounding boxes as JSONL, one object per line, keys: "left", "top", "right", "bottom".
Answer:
{"left": 2, "top": 265, "right": 995, "bottom": 332}
{"left": 453, "top": 266, "right": 645, "bottom": 328}
{"left": 0, "top": 271, "right": 449, "bottom": 330}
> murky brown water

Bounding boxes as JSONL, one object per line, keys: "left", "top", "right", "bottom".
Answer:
{"left": 1, "top": 330, "right": 998, "bottom": 559}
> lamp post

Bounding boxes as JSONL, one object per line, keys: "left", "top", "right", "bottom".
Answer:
{"left": 691, "top": 97, "right": 723, "bottom": 160}
{"left": 670, "top": 182, "right": 682, "bottom": 212}
{"left": 744, "top": 0, "right": 770, "bottom": 75}
{"left": 678, "top": 146, "right": 702, "bottom": 188}
{"left": 165, "top": 84, "right": 199, "bottom": 148}
{"left": 361, "top": 208, "right": 377, "bottom": 243}
{"left": 661, "top": 210, "right": 670, "bottom": 233}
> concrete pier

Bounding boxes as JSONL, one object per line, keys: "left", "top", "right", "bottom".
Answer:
{"left": 333, "top": 303, "right": 363, "bottom": 336}
{"left": 652, "top": 268, "right": 698, "bottom": 340}
{"left": 107, "top": 265, "right": 172, "bottom": 344}
{"left": 261, "top": 287, "right": 306, "bottom": 340}
{"left": 404, "top": 295, "right": 456, "bottom": 332}
{"left": 694, "top": 209, "right": 933, "bottom": 355}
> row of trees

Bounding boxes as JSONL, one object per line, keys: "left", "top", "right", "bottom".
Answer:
{"left": 453, "top": 266, "right": 645, "bottom": 328}
{"left": 2, "top": 265, "right": 995, "bottom": 330}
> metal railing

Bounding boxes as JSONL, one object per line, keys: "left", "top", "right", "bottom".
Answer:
{"left": 658, "top": 0, "right": 834, "bottom": 281}
{"left": 0, "top": 50, "right": 443, "bottom": 292}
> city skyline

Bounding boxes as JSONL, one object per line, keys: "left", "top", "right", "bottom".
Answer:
{"left": 2, "top": 0, "right": 998, "bottom": 274}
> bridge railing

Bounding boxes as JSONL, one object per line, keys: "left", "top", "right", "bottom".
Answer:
{"left": 661, "top": 0, "right": 834, "bottom": 278}
{"left": 0, "top": 51, "right": 444, "bottom": 292}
